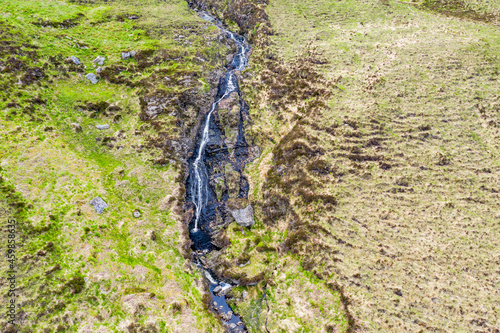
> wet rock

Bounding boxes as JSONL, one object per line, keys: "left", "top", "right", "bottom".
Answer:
{"left": 214, "top": 283, "right": 232, "bottom": 296}
{"left": 90, "top": 197, "right": 108, "bottom": 214}
{"left": 93, "top": 56, "right": 105, "bottom": 66}
{"left": 96, "top": 124, "right": 109, "bottom": 130}
{"left": 85, "top": 73, "right": 99, "bottom": 84}
{"left": 70, "top": 123, "right": 82, "bottom": 133}
{"left": 230, "top": 205, "right": 254, "bottom": 227}
{"left": 217, "top": 92, "right": 240, "bottom": 143}
{"left": 70, "top": 56, "right": 81, "bottom": 65}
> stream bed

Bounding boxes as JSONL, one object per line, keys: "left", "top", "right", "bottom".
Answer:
{"left": 185, "top": 6, "right": 253, "bottom": 333}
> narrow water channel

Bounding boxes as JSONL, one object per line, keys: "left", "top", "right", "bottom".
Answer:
{"left": 185, "top": 6, "right": 252, "bottom": 333}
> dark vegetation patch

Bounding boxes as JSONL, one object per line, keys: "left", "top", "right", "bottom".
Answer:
{"left": 32, "top": 13, "right": 85, "bottom": 29}
{"left": 421, "top": 0, "right": 499, "bottom": 25}
{"left": 189, "top": 0, "right": 272, "bottom": 36}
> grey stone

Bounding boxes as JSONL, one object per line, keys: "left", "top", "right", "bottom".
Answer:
{"left": 96, "top": 66, "right": 102, "bottom": 74}
{"left": 121, "top": 52, "right": 131, "bottom": 60}
{"left": 90, "top": 197, "right": 108, "bottom": 214}
{"left": 93, "top": 56, "right": 105, "bottom": 66}
{"left": 213, "top": 285, "right": 222, "bottom": 294}
{"left": 70, "top": 123, "right": 82, "bottom": 132}
{"left": 130, "top": 50, "right": 136, "bottom": 57}
{"left": 96, "top": 124, "right": 109, "bottom": 130}
{"left": 230, "top": 205, "right": 254, "bottom": 227}
{"left": 214, "top": 283, "right": 232, "bottom": 296}
{"left": 133, "top": 210, "right": 141, "bottom": 218}
{"left": 128, "top": 15, "right": 139, "bottom": 20}
{"left": 70, "top": 56, "right": 81, "bottom": 65}
{"left": 85, "top": 73, "right": 98, "bottom": 84}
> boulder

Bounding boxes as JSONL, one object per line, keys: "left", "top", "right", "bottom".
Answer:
{"left": 213, "top": 283, "right": 232, "bottom": 296}
{"left": 230, "top": 205, "right": 254, "bottom": 227}
{"left": 121, "top": 52, "right": 131, "bottom": 60}
{"left": 90, "top": 197, "right": 108, "bottom": 214}
{"left": 96, "top": 124, "right": 109, "bottom": 130}
{"left": 93, "top": 56, "right": 105, "bottom": 66}
{"left": 70, "top": 56, "right": 81, "bottom": 65}
{"left": 70, "top": 123, "right": 82, "bottom": 132}
{"left": 85, "top": 73, "right": 98, "bottom": 84}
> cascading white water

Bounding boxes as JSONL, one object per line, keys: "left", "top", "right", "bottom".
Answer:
{"left": 192, "top": 73, "right": 237, "bottom": 233}
{"left": 186, "top": 8, "right": 251, "bottom": 332}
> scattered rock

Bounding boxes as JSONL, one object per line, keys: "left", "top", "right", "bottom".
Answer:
{"left": 133, "top": 209, "right": 141, "bottom": 218}
{"left": 93, "top": 56, "right": 105, "bottom": 66}
{"left": 121, "top": 52, "right": 131, "bottom": 60}
{"left": 242, "top": 290, "right": 247, "bottom": 299}
{"left": 70, "top": 56, "right": 81, "bottom": 65}
{"left": 70, "top": 123, "right": 82, "bottom": 132}
{"left": 96, "top": 66, "right": 102, "bottom": 74}
{"left": 130, "top": 50, "right": 136, "bottom": 57}
{"left": 128, "top": 15, "right": 139, "bottom": 20}
{"left": 115, "top": 180, "right": 130, "bottom": 187}
{"left": 85, "top": 73, "right": 99, "bottom": 84}
{"left": 90, "top": 197, "right": 108, "bottom": 214}
{"left": 147, "top": 230, "right": 156, "bottom": 241}
{"left": 96, "top": 124, "right": 109, "bottom": 130}
{"left": 230, "top": 205, "right": 255, "bottom": 227}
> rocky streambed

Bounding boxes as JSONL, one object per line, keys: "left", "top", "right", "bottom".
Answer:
{"left": 184, "top": 6, "right": 258, "bottom": 333}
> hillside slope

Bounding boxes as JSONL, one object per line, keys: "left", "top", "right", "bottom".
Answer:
{"left": 1, "top": 0, "right": 499, "bottom": 332}
{"left": 236, "top": 0, "right": 499, "bottom": 331}
{"left": 0, "top": 0, "right": 233, "bottom": 331}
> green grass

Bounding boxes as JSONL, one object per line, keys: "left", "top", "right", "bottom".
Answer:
{"left": 0, "top": 0, "right": 230, "bottom": 331}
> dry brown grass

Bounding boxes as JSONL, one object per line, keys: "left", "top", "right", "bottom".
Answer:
{"left": 241, "top": 0, "right": 500, "bottom": 331}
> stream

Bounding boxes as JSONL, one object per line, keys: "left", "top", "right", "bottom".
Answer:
{"left": 185, "top": 6, "right": 252, "bottom": 333}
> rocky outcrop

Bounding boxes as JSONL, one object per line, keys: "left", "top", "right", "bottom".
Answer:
{"left": 230, "top": 205, "right": 254, "bottom": 227}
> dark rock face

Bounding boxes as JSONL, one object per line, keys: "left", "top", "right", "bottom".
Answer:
{"left": 189, "top": 0, "right": 270, "bottom": 36}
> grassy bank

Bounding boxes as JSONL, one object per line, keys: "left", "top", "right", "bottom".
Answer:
{"left": 0, "top": 0, "right": 231, "bottom": 331}
{"left": 236, "top": 0, "right": 499, "bottom": 331}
